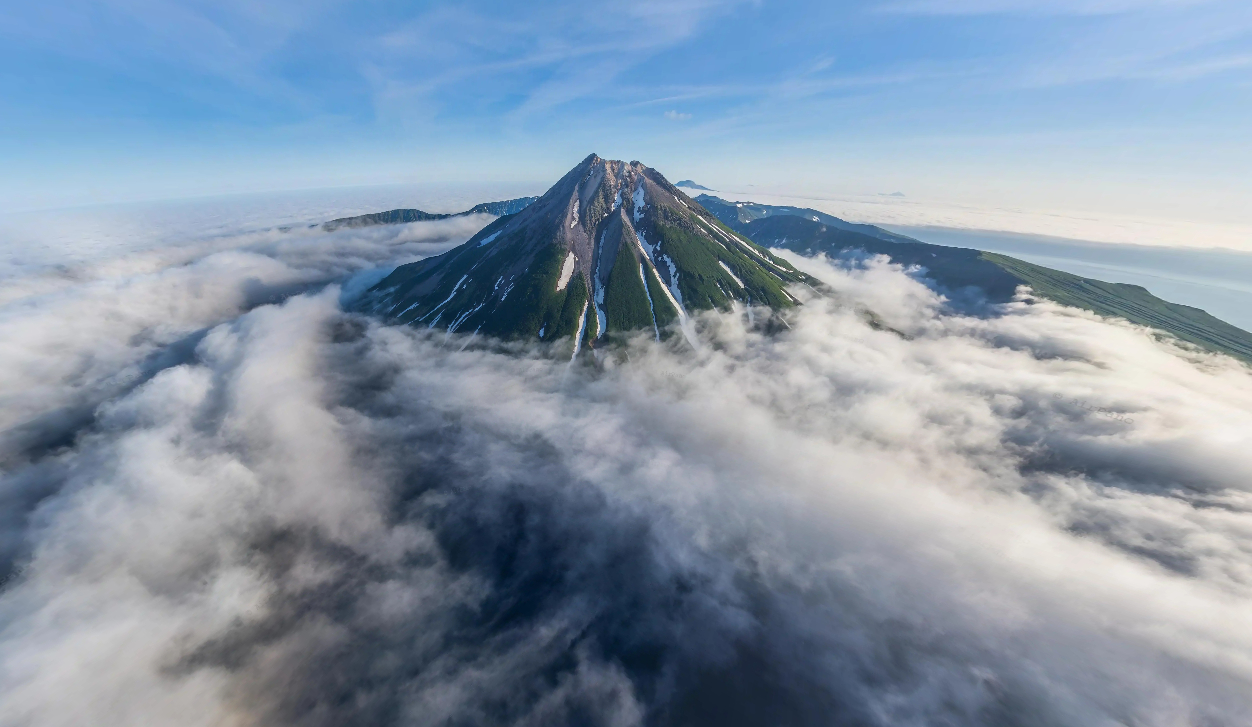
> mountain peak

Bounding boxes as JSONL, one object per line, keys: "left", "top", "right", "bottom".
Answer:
{"left": 363, "top": 156, "right": 816, "bottom": 350}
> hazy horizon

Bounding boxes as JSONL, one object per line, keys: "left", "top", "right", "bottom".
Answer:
{"left": 4, "top": 1, "right": 1250, "bottom": 245}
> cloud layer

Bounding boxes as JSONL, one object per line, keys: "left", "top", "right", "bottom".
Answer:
{"left": 2, "top": 209, "right": 1252, "bottom": 726}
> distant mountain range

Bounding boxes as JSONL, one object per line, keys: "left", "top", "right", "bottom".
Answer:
{"left": 322, "top": 197, "right": 540, "bottom": 232}
{"left": 675, "top": 180, "right": 713, "bottom": 191}
{"left": 360, "top": 156, "right": 813, "bottom": 349}
{"left": 343, "top": 162, "right": 1252, "bottom": 365}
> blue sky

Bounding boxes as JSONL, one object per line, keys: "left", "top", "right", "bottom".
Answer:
{"left": 2, "top": 0, "right": 1250, "bottom": 229}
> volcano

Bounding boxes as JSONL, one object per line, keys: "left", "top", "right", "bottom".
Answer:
{"left": 363, "top": 155, "right": 816, "bottom": 347}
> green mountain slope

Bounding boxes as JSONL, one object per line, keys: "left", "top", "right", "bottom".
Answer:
{"left": 695, "top": 194, "right": 918, "bottom": 244}
{"left": 742, "top": 213, "right": 1252, "bottom": 364}
{"left": 983, "top": 253, "right": 1252, "bottom": 363}
{"left": 361, "top": 155, "right": 815, "bottom": 348}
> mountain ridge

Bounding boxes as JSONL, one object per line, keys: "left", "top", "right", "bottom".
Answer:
{"left": 362, "top": 155, "right": 815, "bottom": 349}
{"left": 740, "top": 211, "right": 1252, "bottom": 364}
{"left": 323, "top": 196, "right": 540, "bottom": 232}
{"left": 695, "top": 194, "right": 918, "bottom": 245}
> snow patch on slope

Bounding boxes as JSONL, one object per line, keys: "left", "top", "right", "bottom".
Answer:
{"left": 571, "top": 302, "right": 588, "bottom": 360}
{"left": 478, "top": 230, "right": 502, "bottom": 247}
{"left": 636, "top": 229, "right": 655, "bottom": 260}
{"left": 661, "top": 255, "right": 683, "bottom": 309}
{"left": 719, "top": 261, "right": 745, "bottom": 290}
{"left": 632, "top": 184, "right": 646, "bottom": 223}
{"left": 653, "top": 256, "right": 698, "bottom": 349}
{"left": 556, "top": 252, "right": 576, "bottom": 292}
{"left": 420, "top": 275, "right": 468, "bottom": 322}
{"left": 447, "top": 301, "right": 485, "bottom": 334}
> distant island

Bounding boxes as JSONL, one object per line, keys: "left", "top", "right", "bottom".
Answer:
{"left": 675, "top": 180, "right": 713, "bottom": 191}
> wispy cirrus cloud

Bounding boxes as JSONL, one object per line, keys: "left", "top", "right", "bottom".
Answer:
{"left": 361, "top": 0, "right": 754, "bottom": 124}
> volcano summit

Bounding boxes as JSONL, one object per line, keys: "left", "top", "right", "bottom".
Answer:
{"left": 363, "top": 155, "right": 815, "bottom": 347}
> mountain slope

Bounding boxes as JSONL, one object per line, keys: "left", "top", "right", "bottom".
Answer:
{"left": 744, "top": 213, "right": 1252, "bottom": 364}
{"left": 744, "top": 215, "right": 1023, "bottom": 301}
{"left": 363, "top": 155, "right": 815, "bottom": 347}
{"left": 982, "top": 253, "right": 1252, "bottom": 363}
{"left": 322, "top": 196, "right": 540, "bottom": 232}
{"left": 696, "top": 194, "right": 918, "bottom": 245}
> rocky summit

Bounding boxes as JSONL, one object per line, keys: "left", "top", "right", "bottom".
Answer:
{"left": 362, "top": 154, "right": 816, "bottom": 348}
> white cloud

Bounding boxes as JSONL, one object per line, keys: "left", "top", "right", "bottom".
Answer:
{"left": 664, "top": 110, "right": 693, "bottom": 121}
{"left": 1, "top": 202, "right": 1252, "bottom": 724}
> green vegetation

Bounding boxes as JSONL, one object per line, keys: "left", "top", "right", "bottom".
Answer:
{"left": 651, "top": 221, "right": 733, "bottom": 310}
{"left": 474, "top": 242, "right": 579, "bottom": 339}
{"left": 368, "top": 161, "right": 831, "bottom": 347}
{"left": 704, "top": 214, "right": 798, "bottom": 270}
{"left": 982, "top": 253, "right": 1252, "bottom": 364}
{"left": 650, "top": 209, "right": 798, "bottom": 311}
{"left": 604, "top": 242, "right": 655, "bottom": 333}
{"left": 643, "top": 263, "right": 679, "bottom": 327}
{"left": 549, "top": 275, "right": 589, "bottom": 341}
{"left": 742, "top": 212, "right": 1252, "bottom": 366}
{"left": 375, "top": 224, "right": 590, "bottom": 342}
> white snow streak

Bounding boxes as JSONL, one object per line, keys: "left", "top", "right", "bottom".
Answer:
{"left": 419, "top": 275, "right": 468, "bottom": 322}
{"left": 698, "top": 216, "right": 782, "bottom": 271}
{"left": 718, "top": 261, "right": 745, "bottom": 290}
{"left": 639, "top": 263, "right": 660, "bottom": 341}
{"left": 661, "top": 255, "right": 683, "bottom": 309}
{"left": 570, "top": 301, "right": 588, "bottom": 360}
{"left": 556, "top": 251, "right": 576, "bottom": 292}
{"left": 395, "top": 299, "right": 422, "bottom": 318}
{"left": 478, "top": 230, "right": 502, "bottom": 247}
{"left": 447, "top": 301, "right": 485, "bottom": 334}
{"left": 635, "top": 229, "right": 655, "bottom": 261}
{"left": 654, "top": 259, "right": 698, "bottom": 348}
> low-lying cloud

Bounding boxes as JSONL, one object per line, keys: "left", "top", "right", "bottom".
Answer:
{"left": 2, "top": 206, "right": 1252, "bottom": 726}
